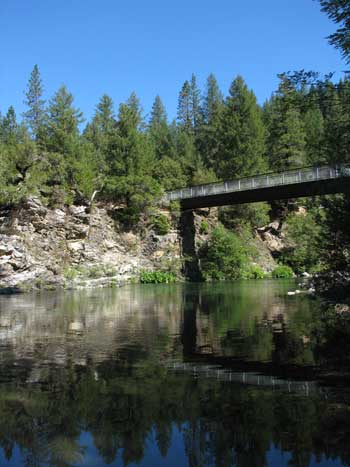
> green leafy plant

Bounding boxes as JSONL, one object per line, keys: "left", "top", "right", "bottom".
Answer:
{"left": 271, "top": 265, "right": 294, "bottom": 279}
{"left": 200, "top": 224, "right": 249, "bottom": 281}
{"left": 199, "top": 220, "right": 209, "bottom": 235}
{"left": 242, "top": 264, "right": 266, "bottom": 280}
{"left": 140, "top": 270, "right": 177, "bottom": 284}
{"left": 150, "top": 214, "right": 170, "bottom": 235}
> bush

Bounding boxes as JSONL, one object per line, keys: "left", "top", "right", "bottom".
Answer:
{"left": 140, "top": 270, "right": 177, "bottom": 284}
{"left": 200, "top": 224, "right": 248, "bottom": 281}
{"left": 279, "top": 209, "right": 322, "bottom": 273}
{"left": 242, "top": 264, "right": 266, "bottom": 280}
{"left": 199, "top": 220, "right": 209, "bottom": 235}
{"left": 63, "top": 267, "right": 80, "bottom": 280}
{"left": 219, "top": 202, "right": 270, "bottom": 232}
{"left": 271, "top": 265, "right": 294, "bottom": 279}
{"left": 150, "top": 214, "right": 170, "bottom": 235}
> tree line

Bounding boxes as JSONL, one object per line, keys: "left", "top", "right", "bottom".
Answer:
{"left": 0, "top": 65, "right": 349, "bottom": 285}
{"left": 0, "top": 66, "right": 349, "bottom": 207}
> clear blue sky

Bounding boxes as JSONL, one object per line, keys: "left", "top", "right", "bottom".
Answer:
{"left": 0, "top": 0, "right": 346, "bottom": 124}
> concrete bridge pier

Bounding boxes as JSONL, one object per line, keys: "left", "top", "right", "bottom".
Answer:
{"left": 179, "top": 210, "right": 202, "bottom": 282}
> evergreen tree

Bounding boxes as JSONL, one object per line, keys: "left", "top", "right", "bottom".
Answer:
{"left": 198, "top": 74, "right": 224, "bottom": 169}
{"left": 322, "top": 80, "right": 350, "bottom": 164}
{"left": 189, "top": 73, "right": 201, "bottom": 132}
{"left": 84, "top": 94, "right": 116, "bottom": 161}
{"left": 304, "top": 103, "right": 326, "bottom": 165}
{"left": 150, "top": 95, "right": 167, "bottom": 129}
{"left": 45, "top": 85, "right": 83, "bottom": 154}
{"left": 125, "top": 91, "right": 143, "bottom": 129}
{"left": 202, "top": 73, "right": 223, "bottom": 124}
{"left": 148, "top": 95, "right": 178, "bottom": 165}
{"left": 177, "top": 81, "right": 192, "bottom": 133}
{"left": 215, "top": 76, "right": 266, "bottom": 179}
{"left": 95, "top": 94, "right": 115, "bottom": 133}
{"left": 0, "top": 106, "right": 20, "bottom": 145}
{"left": 318, "top": 0, "right": 350, "bottom": 63}
{"left": 266, "top": 76, "right": 306, "bottom": 170}
{"left": 23, "top": 64, "right": 46, "bottom": 139}
{"left": 104, "top": 98, "right": 160, "bottom": 225}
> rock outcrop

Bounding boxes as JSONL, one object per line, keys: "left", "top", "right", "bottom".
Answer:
{"left": 0, "top": 198, "right": 181, "bottom": 292}
{"left": 0, "top": 198, "right": 287, "bottom": 292}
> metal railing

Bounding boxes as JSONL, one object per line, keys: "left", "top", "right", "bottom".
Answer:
{"left": 165, "top": 164, "right": 350, "bottom": 202}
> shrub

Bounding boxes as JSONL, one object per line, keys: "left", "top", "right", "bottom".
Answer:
{"left": 279, "top": 209, "right": 322, "bottom": 274}
{"left": 199, "top": 220, "right": 209, "bottom": 235}
{"left": 140, "top": 270, "right": 177, "bottom": 284}
{"left": 63, "top": 267, "right": 80, "bottom": 280}
{"left": 219, "top": 202, "right": 270, "bottom": 232}
{"left": 150, "top": 214, "right": 170, "bottom": 235}
{"left": 271, "top": 265, "right": 294, "bottom": 279}
{"left": 200, "top": 224, "right": 248, "bottom": 281}
{"left": 242, "top": 264, "right": 266, "bottom": 280}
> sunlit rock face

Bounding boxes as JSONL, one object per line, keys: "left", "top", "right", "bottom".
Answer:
{"left": 0, "top": 197, "right": 182, "bottom": 291}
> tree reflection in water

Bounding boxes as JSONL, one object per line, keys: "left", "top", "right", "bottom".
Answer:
{"left": 0, "top": 281, "right": 349, "bottom": 467}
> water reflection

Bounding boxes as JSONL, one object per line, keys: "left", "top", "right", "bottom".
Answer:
{"left": 0, "top": 281, "right": 349, "bottom": 466}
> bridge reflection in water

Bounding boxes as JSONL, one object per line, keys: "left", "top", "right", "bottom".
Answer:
{"left": 166, "top": 164, "right": 350, "bottom": 209}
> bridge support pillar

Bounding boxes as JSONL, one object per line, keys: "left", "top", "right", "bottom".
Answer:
{"left": 179, "top": 210, "right": 203, "bottom": 282}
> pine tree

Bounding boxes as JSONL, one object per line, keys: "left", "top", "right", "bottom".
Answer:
{"left": 202, "top": 73, "right": 223, "bottom": 124}
{"left": 125, "top": 91, "right": 143, "bottom": 129}
{"left": 215, "top": 76, "right": 266, "bottom": 179}
{"left": 304, "top": 104, "right": 325, "bottom": 165}
{"left": 177, "top": 81, "right": 192, "bottom": 133}
{"left": 95, "top": 94, "right": 115, "bottom": 133}
{"left": 318, "top": 0, "right": 350, "bottom": 63}
{"left": 84, "top": 94, "right": 116, "bottom": 152}
{"left": 266, "top": 77, "right": 307, "bottom": 170}
{"left": 104, "top": 98, "right": 160, "bottom": 224}
{"left": 149, "top": 95, "right": 176, "bottom": 161}
{"left": 45, "top": 85, "right": 83, "bottom": 154}
{"left": 149, "top": 95, "right": 167, "bottom": 129}
{"left": 1, "top": 106, "right": 20, "bottom": 145}
{"left": 198, "top": 74, "right": 224, "bottom": 169}
{"left": 23, "top": 65, "right": 46, "bottom": 139}
{"left": 189, "top": 73, "right": 201, "bottom": 132}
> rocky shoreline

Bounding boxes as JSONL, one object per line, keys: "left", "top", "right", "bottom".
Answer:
{"left": 0, "top": 197, "right": 293, "bottom": 293}
{"left": 0, "top": 197, "right": 182, "bottom": 292}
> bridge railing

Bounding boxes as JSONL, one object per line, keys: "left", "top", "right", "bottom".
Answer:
{"left": 165, "top": 164, "right": 350, "bottom": 201}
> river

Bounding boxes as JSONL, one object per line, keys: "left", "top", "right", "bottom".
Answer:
{"left": 0, "top": 280, "right": 349, "bottom": 466}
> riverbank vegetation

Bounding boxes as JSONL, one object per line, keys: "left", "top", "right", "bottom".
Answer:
{"left": 0, "top": 1, "right": 349, "bottom": 291}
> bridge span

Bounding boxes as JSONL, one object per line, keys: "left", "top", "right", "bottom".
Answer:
{"left": 165, "top": 164, "right": 350, "bottom": 209}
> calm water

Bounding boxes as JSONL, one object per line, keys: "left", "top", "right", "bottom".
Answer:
{"left": 0, "top": 280, "right": 349, "bottom": 467}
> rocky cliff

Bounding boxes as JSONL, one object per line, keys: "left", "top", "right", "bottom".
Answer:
{"left": 0, "top": 198, "right": 181, "bottom": 292}
{"left": 0, "top": 198, "right": 283, "bottom": 292}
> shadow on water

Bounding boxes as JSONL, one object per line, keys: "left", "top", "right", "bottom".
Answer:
{"left": 0, "top": 280, "right": 349, "bottom": 466}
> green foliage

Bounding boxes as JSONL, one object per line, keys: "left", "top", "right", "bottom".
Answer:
{"left": 199, "top": 220, "right": 209, "bottom": 235}
{"left": 150, "top": 214, "right": 170, "bottom": 235}
{"left": 200, "top": 224, "right": 248, "bottom": 281}
{"left": 140, "top": 270, "right": 177, "bottom": 284}
{"left": 219, "top": 202, "right": 270, "bottom": 232}
{"left": 280, "top": 209, "right": 323, "bottom": 273}
{"left": 318, "top": 0, "right": 350, "bottom": 63}
{"left": 214, "top": 76, "right": 267, "bottom": 179}
{"left": 242, "top": 264, "right": 266, "bottom": 280}
{"left": 153, "top": 156, "right": 187, "bottom": 191}
{"left": 265, "top": 83, "right": 307, "bottom": 170}
{"left": 271, "top": 265, "right": 294, "bottom": 278}
{"left": 23, "top": 64, "right": 46, "bottom": 139}
{"left": 44, "top": 85, "right": 83, "bottom": 153}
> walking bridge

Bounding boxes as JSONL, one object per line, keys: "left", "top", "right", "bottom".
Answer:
{"left": 165, "top": 164, "right": 350, "bottom": 209}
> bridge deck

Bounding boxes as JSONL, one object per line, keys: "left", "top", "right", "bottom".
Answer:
{"left": 165, "top": 165, "right": 350, "bottom": 209}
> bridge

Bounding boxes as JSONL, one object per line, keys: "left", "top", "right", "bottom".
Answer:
{"left": 165, "top": 164, "right": 350, "bottom": 209}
